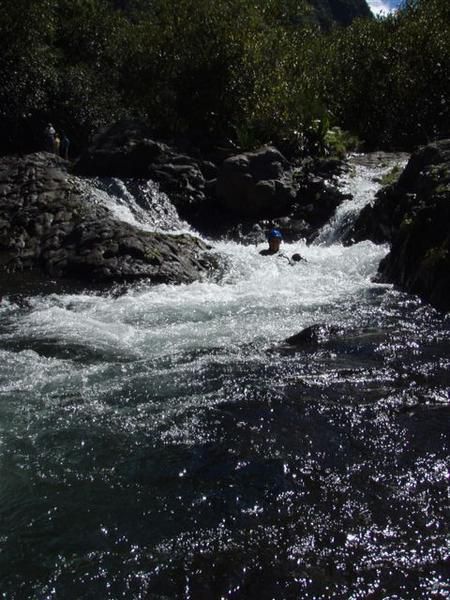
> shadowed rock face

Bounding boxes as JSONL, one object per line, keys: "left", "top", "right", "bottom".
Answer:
{"left": 215, "top": 147, "right": 295, "bottom": 218}
{"left": 0, "top": 153, "right": 215, "bottom": 286}
{"left": 348, "top": 139, "right": 450, "bottom": 312}
{"left": 74, "top": 121, "right": 214, "bottom": 219}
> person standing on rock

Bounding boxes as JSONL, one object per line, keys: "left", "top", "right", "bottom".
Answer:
{"left": 60, "top": 132, "right": 70, "bottom": 160}
{"left": 44, "top": 123, "right": 56, "bottom": 152}
{"left": 53, "top": 132, "right": 61, "bottom": 156}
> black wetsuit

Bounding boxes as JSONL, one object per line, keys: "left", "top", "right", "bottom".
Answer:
{"left": 259, "top": 249, "right": 279, "bottom": 256}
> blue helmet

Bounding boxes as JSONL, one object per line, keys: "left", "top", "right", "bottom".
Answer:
{"left": 268, "top": 228, "right": 283, "bottom": 240}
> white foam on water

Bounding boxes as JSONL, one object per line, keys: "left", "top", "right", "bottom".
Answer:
{"left": 1, "top": 239, "right": 388, "bottom": 372}
{"left": 0, "top": 154, "right": 403, "bottom": 394}
{"left": 73, "top": 175, "right": 192, "bottom": 234}
{"left": 315, "top": 154, "right": 407, "bottom": 245}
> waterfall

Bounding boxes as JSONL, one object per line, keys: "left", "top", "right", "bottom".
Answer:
{"left": 71, "top": 175, "right": 192, "bottom": 234}
{"left": 314, "top": 153, "right": 408, "bottom": 245}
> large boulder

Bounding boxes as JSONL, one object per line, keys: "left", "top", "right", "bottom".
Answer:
{"left": 215, "top": 146, "right": 296, "bottom": 218}
{"left": 376, "top": 140, "right": 450, "bottom": 312}
{"left": 0, "top": 153, "right": 215, "bottom": 286}
{"left": 214, "top": 146, "right": 349, "bottom": 241}
{"left": 74, "top": 121, "right": 215, "bottom": 218}
{"left": 75, "top": 121, "right": 166, "bottom": 177}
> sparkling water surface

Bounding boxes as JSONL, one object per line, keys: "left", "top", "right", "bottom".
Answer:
{"left": 0, "top": 157, "right": 449, "bottom": 599}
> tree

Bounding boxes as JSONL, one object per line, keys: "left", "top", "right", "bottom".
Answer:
{"left": 0, "top": 0, "right": 58, "bottom": 152}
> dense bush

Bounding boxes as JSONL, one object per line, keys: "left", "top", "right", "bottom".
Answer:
{"left": 0, "top": 0, "right": 448, "bottom": 155}
{"left": 317, "top": 0, "right": 450, "bottom": 147}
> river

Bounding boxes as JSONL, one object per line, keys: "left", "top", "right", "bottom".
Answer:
{"left": 0, "top": 155, "right": 449, "bottom": 599}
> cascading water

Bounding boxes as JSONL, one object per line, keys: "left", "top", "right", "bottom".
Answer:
{"left": 73, "top": 175, "right": 191, "bottom": 233}
{"left": 1, "top": 155, "right": 448, "bottom": 599}
{"left": 315, "top": 153, "right": 408, "bottom": 245}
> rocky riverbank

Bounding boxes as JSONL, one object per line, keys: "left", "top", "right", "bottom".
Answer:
{"left": 3, "top": 122, "right": 449, "bottom": 312}
{"left": 1, "top": 120, "right": 350, "bottom": 291}
{"left": 0, "top": 153, "right": 215, "bottom": 287}
{"left": 348, "top": 139, "right": 450, "bottom": 312}
{"left": 75, "top": 121, "right": 350, "bottom": 243}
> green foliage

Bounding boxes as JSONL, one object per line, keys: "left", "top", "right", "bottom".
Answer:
{"left": 0, "top": 0, "right": 448, "bottom": 154}
{"left": 380, "top": 164, "right": 402, "bottom": 186}
{"left": 0, "top": 0, "right": 58, "bottom": 151}
{"left": 324, "top": 127, "right": 360, "bottom": 158}
{"left": 316, "top": 0, "right": 450, "bottom": 147}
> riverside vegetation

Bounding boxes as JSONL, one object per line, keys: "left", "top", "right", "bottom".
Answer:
{"left": 0, "top": 0, "right": 448, "bottom": 155}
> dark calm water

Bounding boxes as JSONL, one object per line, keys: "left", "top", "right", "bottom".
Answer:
{"left": 0, "top": 158, "right": 449, "bottom": 599}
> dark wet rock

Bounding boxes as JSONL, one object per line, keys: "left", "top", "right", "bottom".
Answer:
{"left": 284, "top": 324, "right": 343, "bottom": 347}
{"left": 295, "top": 174, "right": 351, "bottom": 238}
{"left": 215, "top": 147, "right": 348, "bottom": 229}
{"left": 374, "top": 140, "right": 450, "bottom": 312}
{"left": 303, "top": 155, "right": 349, "bottom": 178}
{"left": 269, "top": 216, "right": 313, "bottom": 242}
{"left": 76, "top": 122, "right": 349, "bottom": 242}
{"left": 205, "top": 151, "right": 349, "bottom": 242}
{"left": 75, "top": 121, "right": 211, "bottom": 218}
{"left": 215, "top": 146, "right": 296, "bottom": 218}
{"left": 342, "top": 152, "right": 410, "bottom": 246}
{"left": 75, "top": 121, "right": 165, "bottom": 177}
{"left": 0, "top": 152, "right": 216, "bottom": 286}
{"left": 344, "top": 181, "right": 411, "bottom": 245}
{"left": 341, "top": 141, "right": 450, "bottom": 311}
{"left": 343, "top": 186, "right": 406, "bottom": 246}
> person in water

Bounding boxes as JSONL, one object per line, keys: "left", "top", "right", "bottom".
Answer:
{"left": 259, "top": 228, "right": 283, "bottom": 256}
{"left": 260, "top": 228, "right": 307, "bottom": 264}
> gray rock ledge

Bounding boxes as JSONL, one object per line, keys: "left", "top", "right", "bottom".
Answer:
{"left": 0, "top": 153, "right": 216, "bottom": 287}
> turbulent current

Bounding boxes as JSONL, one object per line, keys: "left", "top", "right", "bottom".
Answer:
{"left": 0, "top": 155, "right": 449, "bottom": 599}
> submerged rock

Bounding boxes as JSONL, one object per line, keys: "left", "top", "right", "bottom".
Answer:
{"left": 275, "top": 324, "right": 392, "bottom": 369}
{"left": 0, "top": 153, "right": 215, "bottom": 286}
{"left": 284, "top": 324, "right": 343, "bottom": 347}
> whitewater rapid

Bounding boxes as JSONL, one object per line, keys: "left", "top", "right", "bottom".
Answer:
{"left": 0, "top": 239, "right": 387, "bottom": 351}
{"left": 0, "top": 154, "right": 402, "bottom": 407}
{"left": 2, "top": 152, "right": 448, "bottom": 599}
{"left": 3, "top": 153, "right": 403, "bottom": 360}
